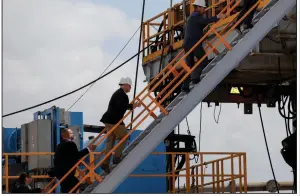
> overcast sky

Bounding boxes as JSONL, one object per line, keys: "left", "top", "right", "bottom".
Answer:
{"left": 2, "top": 0, "right": 295, "bottom": 189}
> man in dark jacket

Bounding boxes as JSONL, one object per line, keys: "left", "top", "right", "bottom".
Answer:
{"left": 11, "top": 173, "right": 41, "bottom": 193}
{"left": 182, "top": 0, "right": 225, "bottom": 92}
{"left": 54, "top": 128, "right": 96, "bottom": 193}
{"left": 100, "top": 77, "right": 141, "bottom": 173}
{"left": 235, "top": 0, "right": 259, "bottom": 32}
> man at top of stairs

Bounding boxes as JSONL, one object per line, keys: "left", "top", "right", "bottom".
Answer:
{"left": 181, "top": 0, "right": 225, "bottom": 93}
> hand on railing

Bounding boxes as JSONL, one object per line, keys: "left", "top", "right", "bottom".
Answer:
{"left": 217, "top": 13, "right": 226, "bottom": 19}
{"left": 88, "top": 144, "right": 97, "bottom": 152}
{"left": 133, "top": 101, "right": 142, "bottom": 109}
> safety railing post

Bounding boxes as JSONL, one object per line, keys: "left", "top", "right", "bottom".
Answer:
{"left": 230, "top": 154, "right": 235, "bottom": 193}
{"left": 196, "top": 166, "right": 199, "bottom": 193}
{"left": 168, "top": 8, "right": 171, "bottom": 44}
{"left": 171, "top": 153, "right": 176, "bottom": 193}
{"left": 90, "top": 153, "right": 95, "bottom": 182}
{"left": 5, "top": 155, "right": 9, "bottom": 193}
{"left": 163, "top": 14, "right": 166, "bottom": 44}
{"left": 238, "top": 154, "right": 242, "bottom": 193}
{"left": 147, "top": 22, "right": 150, "bottom": 55}
{"left": 226, "top": 0, "right": 230, "bottom": 15}
{"left": 205, "top": 40, "right": 220, "bottom": 55}
{"left": 221, "top": 160, "right": 225, "bottom": 193}
{"left": 185, "top": 153, "right": 191, "bottom": 193}
{"left": 142, "top": 24, "right": 145, "bottom": 57}
{"left": 212, "top": 0, "right": 216, "bottom": 16}
{"left": 243, "top": 153, "right": 247, "bottom": 193}
{"left": 210, "top": 27, "right": 232, "bottom": 50}
{"left": 200, "top": 154, "right": 204, "bottom": 193}
{"left": 212, "top": 162, "right": 215, "bottom": 193}
{"left": 216, "top": 161, "right": 220, "bottom": 193}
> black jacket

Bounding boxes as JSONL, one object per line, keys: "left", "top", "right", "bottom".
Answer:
{"left": 183, "top": 12, "right": 219, "bottom": 50}
{"left": 100, "top": 88, "right": 133, "bottom": 125}
{"left": 11, "top": 183, "right": 41, "bottom": 193}
{"left": 54, "top": 140, "right": 89, "bottom": 178}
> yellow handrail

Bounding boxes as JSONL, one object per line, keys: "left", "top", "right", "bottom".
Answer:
{"left": 142, "top": 0, "right": 270, "bottom": 64}
{"left": 3, "top": 152, "right": 247, "bottom": 193}
{"left": 45, "top": 0, "right": 261, "bottom": 193}
{"left": 142, "top": 0, "right": 233, "bottom": 48}
{"left": 3, "top": 152, "right": 54, "bottom": 193}
{"left": 142, "top": 0, "right": 232, "bottom": 57}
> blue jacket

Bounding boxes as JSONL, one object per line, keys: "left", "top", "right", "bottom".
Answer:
{"left": 183, "top": 12, "right": 219, "bottom": 50}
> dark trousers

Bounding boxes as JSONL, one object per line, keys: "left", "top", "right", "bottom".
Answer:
{"left": 236, "top": 0, "right": 258, "bottom": 29}
{"left": 60, "top": 175, "right": 79, "bottom": 193}
{"left": 182, "top": 45, "right": 208, "bottom": 89}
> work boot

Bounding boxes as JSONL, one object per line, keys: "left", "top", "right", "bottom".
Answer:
{"left": 192, "top": 79, "right": 200, "bottom": 84}
{"left": 100, "top": 164, "right": 111, "bottom": 174}
{"left": 181, "top": 80, "right": 191, "bottom": 93}
{"left": 181, "top": 79, "right": 200, "bottom": 93}
{"left": 113, "top": 157, "right": 122, "bottom": 164}
{"left": 181, "top": 86, "right": 190, "bottom": 93}
{"left": 240, "top": 24, "right": 251, "bottom": 33}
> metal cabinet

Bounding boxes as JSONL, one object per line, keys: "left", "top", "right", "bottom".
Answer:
{"left": 21, "top": 124, "right": 29, "bottom": 162}
{"left": 27, "top": 120, "right": 52, "bottom": 170}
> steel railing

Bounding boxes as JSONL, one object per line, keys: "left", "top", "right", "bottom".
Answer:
{"left": 2, "top": 152, "right": 247, "bottom": 193}
{"left": 43, "top": 0, "right": 262, "bottom": 193}
{"left": 141, "top": 0, "right": 270, "bottom": 63}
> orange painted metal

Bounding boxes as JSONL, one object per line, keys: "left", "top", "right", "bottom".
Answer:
{"left": 31, "top": 1, "right": 260, "bottom": 192}
{"left": 3, "top": 152, "right": 247, "bottom": 193}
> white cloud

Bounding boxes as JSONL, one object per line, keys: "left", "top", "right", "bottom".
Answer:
{"left": 3, "top": 0, "right": 142, "bottom": 126}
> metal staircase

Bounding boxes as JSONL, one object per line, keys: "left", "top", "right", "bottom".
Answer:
{"left": 81, "top": 0, "right": 296, "bottom": 193}
{"left": 41, "top": 0, "right": 295, "bottom": 193}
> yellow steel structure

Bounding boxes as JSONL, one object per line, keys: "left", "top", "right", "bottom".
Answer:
{"left": 3, "top": 152, "right": 247, "bottom": 193}
{"left": 2, "top": 152, "right": 55, "bottom": 193}
{"left": 40, "top": 0, "right": 261, "bottom": 192}
{"left": 142, "top": 0, "right": 271, "bottom": 64}
{"left": 2, "top": 0, "right": 265, "bottom": 193}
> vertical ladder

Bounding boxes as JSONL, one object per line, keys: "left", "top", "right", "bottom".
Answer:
{"left": 85, "top": 0, "right": 296, "bottom": 193}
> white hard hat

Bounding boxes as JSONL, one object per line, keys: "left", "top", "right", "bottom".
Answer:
{"left": 193, "top": 0, "right": 207, "bottom": 7}
{"left": 119, "top": 77, "right": 132, "bottom": 86}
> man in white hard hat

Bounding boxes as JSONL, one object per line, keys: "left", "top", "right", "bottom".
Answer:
{"left": 100, "top": 76, "right": 141, "bottom": 173}
{"left": 181, "top": 0, "right": 225, "bottom": 93}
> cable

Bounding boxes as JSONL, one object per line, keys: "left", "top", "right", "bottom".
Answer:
{"left": 213, "top": 103, "right": 222, "bottom": 123}
{"left": 266, "top": 35, "right": 281, "bottom": 44}
{"left": 150, "top": 25, "right": 158, "bottom": 31}
{"left": 277, "top": 59, "right": 296, "bottom": 121}
{"left": 3, "top": 31, "right": 169, "bottom": 118}
{"left": 131, "top": 0, "right": 146, "bottom": 129}
{"left": 185, "top": 117, "right": 199, "bottom": 162}
{"left": 257, "top": 104, "right": 280, "bottom": 193}
{"left": 67, "top": 26, "right": 141, "bottom": 111}
{"left": 198, "top": 102, "right": 203, "bottom": 152}
{"left": 277, "top": 58, "right": 291, "bottom": 137}
{"left": 185, "top": 117, "right": 191, "bottom": 135}
{"left": 278, "top": 95, "right": 296, "bottom": 120}
{"left": 283, "top": 105, "right": 290, "bottom": 137}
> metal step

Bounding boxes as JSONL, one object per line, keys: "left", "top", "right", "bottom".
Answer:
{"left": 82, "top": 0, "right": 295, "bottom": 193}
